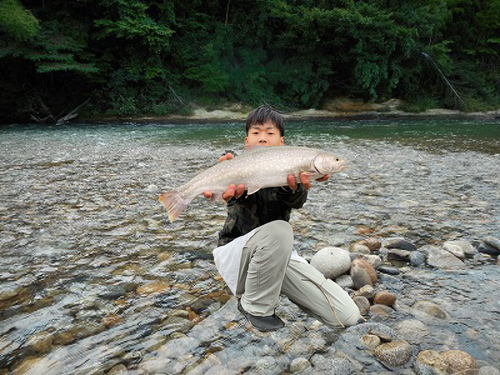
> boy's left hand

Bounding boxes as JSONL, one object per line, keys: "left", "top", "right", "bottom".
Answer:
{"left": 287, "top": 174, "right": 330, "bottom": 191}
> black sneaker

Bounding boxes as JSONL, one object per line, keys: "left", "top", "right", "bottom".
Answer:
{"left": 237, "top": 300, "right": 285, "bottom": 332}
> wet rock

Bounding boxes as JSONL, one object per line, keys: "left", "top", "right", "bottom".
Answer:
{"left": 395, "top": 319, "right": 430, "bottom": 345}
{"left": 370, "top": 304, "right": 394, "bottom": 318}
{"left": 350, "top": 243, "right": 371, "bottom": 254}
{"left": 387, "top": 248, "right": 412, "bottom": 262}
{"left": 357, "top": 254, "right": 383, "bottom": 269}
{"left": 479, "top": 366, "right": 500, "bottom": 375}
{"left": 414, "top": 349, "right": 449, "bottom": 374}
{"left": 24, "top": 332, "right": 54, "bottom": 354}
{"left": 12, "top": 356, "right": 62, "bottom": 375}
{"left": 442, "top": 243, "right": 466, "bottom": 260}
{"left": 385, "top": 238, "right": 417, "bottom": 251}
{"left": 360, "top": 334, "right": 381, "bottom": 350}
{"left": 289, "top": 357, "right": 311, "bottom": 373}
{"left": 441, "top": 350, "right": 478, "bottom": 374}
{"left": 413, "top": 300, "right": 450, "bottom": 319}
{"left": 353, "top": 296, "right": 371, "bottom": 314}
{"left": 0, "top": 288, "right": 19, "bottom": 301}
{"left": 374, "top": 340, "right": 413, "bottom": 367}
{"left": 108, "top": 364, "right": 128, "bottom": 375}
{"left": 358, "top": 238, "right": 381, "bottom": 252}
{"left": 414, "top": 349, "right": 479, "bottom": 375}
{"left": 426, "top": 247, "right": 465, "bottom": 269}
{"left": 52, "top": 323, "right": 106, "bottom": 345}
{"left": 310, "top": 354, "right": 358, "bottom": 374}
{"left": 310, "top": 247, "right": 351, "bottom": 279}
{"left": 355, "top": 284, "right": 376, "bottom": 300}
{"left": 98, "top": 284, "right": 127, "bottom": 300}
{"left": 444, "top": 239, "right": 477, "bottom": 259}
{"left": 483, "top": 236, "right": 500, "bottom": 251}
{"left": 478, "top": 242, "right": 500, "bottom": 256}
{"left": 351, "top": 258, "right": 378, "bottom": 289}
{"left": 136, "top": 280, "right": 170, "bottom": 295}
{"left": 102, "top": 314, "right": 122, "bottom": 328}
{"left": 373, "top": 291, "right": 397, "bottom": 306}
{"left": 335, "top": 274, "right": 354, "bottom": 289}
{"left": 378, "top": 265, "right": 401, "bottom": 275}
{"left": 410, "top": 251, "right": 426, "bottom": 267}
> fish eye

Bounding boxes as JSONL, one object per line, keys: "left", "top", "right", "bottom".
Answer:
{"left": 335, "top": 157, "right": 340, "bottom": 161}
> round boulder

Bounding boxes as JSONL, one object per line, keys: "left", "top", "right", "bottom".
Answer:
{"left": 311, "top": 247, "right": 351, "bottom": 279}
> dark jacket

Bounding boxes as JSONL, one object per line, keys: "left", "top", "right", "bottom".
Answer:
{"left": 217, "top": 185, "right": 308, "bottom": 246}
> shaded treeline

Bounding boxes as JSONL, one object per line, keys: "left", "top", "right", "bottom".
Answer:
{"left": 1, "top": 0, "right": 499, "bottom": 123}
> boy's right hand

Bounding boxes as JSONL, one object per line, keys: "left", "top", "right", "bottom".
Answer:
{"left": 203, "top": 153, "right": 245, "bottom": 201}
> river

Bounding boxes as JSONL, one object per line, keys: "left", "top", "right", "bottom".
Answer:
{"left": 0, "top": 119, "right": 499, "bottom": 374}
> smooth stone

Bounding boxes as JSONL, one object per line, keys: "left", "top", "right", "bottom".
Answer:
{"left": 444, "top": 239, "right": 476, "bottom": 258}
{"left": 373, "top": 291, "right": 397, "bottom": 306}
{"left": 370, "top": 304, "right": 394, "bottom": 318}
{"left": 426, "top": 247, "right": 465, "bottom": 269}
{"left": 355, "top": 285, "right": 376, "bottom": 300}
{"left": 351, "top": 258, "right": 378, "bottom": 290}
{"left": 479, "top": 366, "right": 500, "bottom": 375}
{"left": 441, "top": 350, "right": 478, "bottom": 374}
{"left": 385, "top": 238, "right": 417, "bottom": 251}
{"left": 289, "top": 357, "right": 311, "bottom": 373}
{"left": 373, "top": 340, "right": 413, "bottom": 367}
{"left": 442, "top": 243, "right": 466, "bottom": 260}
{"left": 410, "top": 251, "right": 426, "bottom": 267}
{"left": 478, "top": 242, "right": 500, "bottom": 256}
{"left": 350, "top": 243, "right": 371, "bottom": 254}
{"left": 483, "top": 236, "right": 500, "bottom": 250}
{"left": 387, "top": 249, "right": 411, "bottom": 262}
{"left": 357, "top": 254, "right": 382, "bottom": 269}
{"left": 395, "top": 319, "right": 430, "bottom": 345}
{"left": 360, "top": 334, "right": 381, "bottom": 350}
{"left": 310, "top": 247, "right": 352, "bottom": 279}
{"left": 335, "top": 274, "right": 354, "bottom": 289}
{"left": 378, "top": 265, "right": 401, "bottom": 275}
{"left": 413, "top": 300, "right": 450, "bottom": 319}
{"left": 415, "top": 350, "right": 449, "bottom": 374}
{"left": 353, "top": 296, "right": 371, "bottom": 315}
{"left": 358, "top": 238, "right": 381, "bottom": 251}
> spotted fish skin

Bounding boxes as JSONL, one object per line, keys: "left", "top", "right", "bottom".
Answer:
{"left": 159, "top": 146, "right": 348, "bottom": 222}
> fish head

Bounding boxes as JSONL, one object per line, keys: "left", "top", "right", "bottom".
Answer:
{"left": 313, "top": 153, "right": 348, "bottom": 175}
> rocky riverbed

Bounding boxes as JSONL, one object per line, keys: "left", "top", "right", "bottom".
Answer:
{"left": 0, "top": 120, "right": 499, "bottom": 374}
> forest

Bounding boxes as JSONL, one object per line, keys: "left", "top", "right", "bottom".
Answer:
{"left": 1, "top": 0, "right": 499, "bottom": 124}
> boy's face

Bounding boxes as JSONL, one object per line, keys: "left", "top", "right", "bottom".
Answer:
{"left": 245, "top": 121, "right": 284, "bottom": 147}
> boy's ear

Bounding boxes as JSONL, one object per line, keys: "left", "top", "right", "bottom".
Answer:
{"left": 280, "top": 137, "right": 284, "bottom": 145}
{"left": 245, "top": 137, "right": 249, "bottom": 145}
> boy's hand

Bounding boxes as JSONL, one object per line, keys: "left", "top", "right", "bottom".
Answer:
{"left": 287, "top": 174, "right": 331, "bottom": 191}
{"left": 203, "top": 153, "right": 246, "bottom": 201}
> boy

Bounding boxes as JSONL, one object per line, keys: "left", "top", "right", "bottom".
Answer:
{"left": 204, "top": 105, "right": 360, "bottom": 331}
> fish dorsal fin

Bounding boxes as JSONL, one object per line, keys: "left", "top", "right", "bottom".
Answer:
{"left": 247, "top": 185, "right": 261, "bottom": 195}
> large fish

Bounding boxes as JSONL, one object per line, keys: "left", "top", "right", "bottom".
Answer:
{"left": 159, "top": 146, "right": 348, "bottom": 222}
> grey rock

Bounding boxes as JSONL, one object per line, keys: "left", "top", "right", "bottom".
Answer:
{"left": 385, "top": 238, "right": 417, "bottom": 251}
{"left": 426, "top": 247, "right": 465, "bottom": 269}
{"left": 311, "top": 247, "right": 352, "bottom": 279}
{"left": 410, "top": 251, "right": 426, "bottom": 267}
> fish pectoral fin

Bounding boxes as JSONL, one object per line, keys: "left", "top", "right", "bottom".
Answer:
{"left": 210, "top": 192, "right": 223, "bottom": 203}
{"left": 246, "top": 185, "right": 261, "bottom": 195}
{"left": 300, "top": 171, "right": 316, "bottom": 176}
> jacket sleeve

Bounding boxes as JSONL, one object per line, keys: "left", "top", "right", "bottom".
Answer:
{"left": 277, "top": 184, "right": 308, "bottom": 209}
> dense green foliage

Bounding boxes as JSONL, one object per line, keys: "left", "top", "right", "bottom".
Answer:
{"left": 1, "top": 0, "right": 499, "bottom": 123}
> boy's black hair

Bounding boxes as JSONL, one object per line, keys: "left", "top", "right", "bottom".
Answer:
{"left": 246, "top": 105, "right": 285, "bottom": 136}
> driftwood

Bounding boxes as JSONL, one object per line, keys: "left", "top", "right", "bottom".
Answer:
{"left": 56, "top": 98, "right": 90, "bottom": 125}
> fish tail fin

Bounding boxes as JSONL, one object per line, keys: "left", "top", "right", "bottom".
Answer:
{"left": 159, "top": 190, "right": 188, "bottom": 222}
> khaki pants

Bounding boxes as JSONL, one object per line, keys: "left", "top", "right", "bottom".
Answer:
{"left": 237, "top": 220, "right": 360, "bottom": 328}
